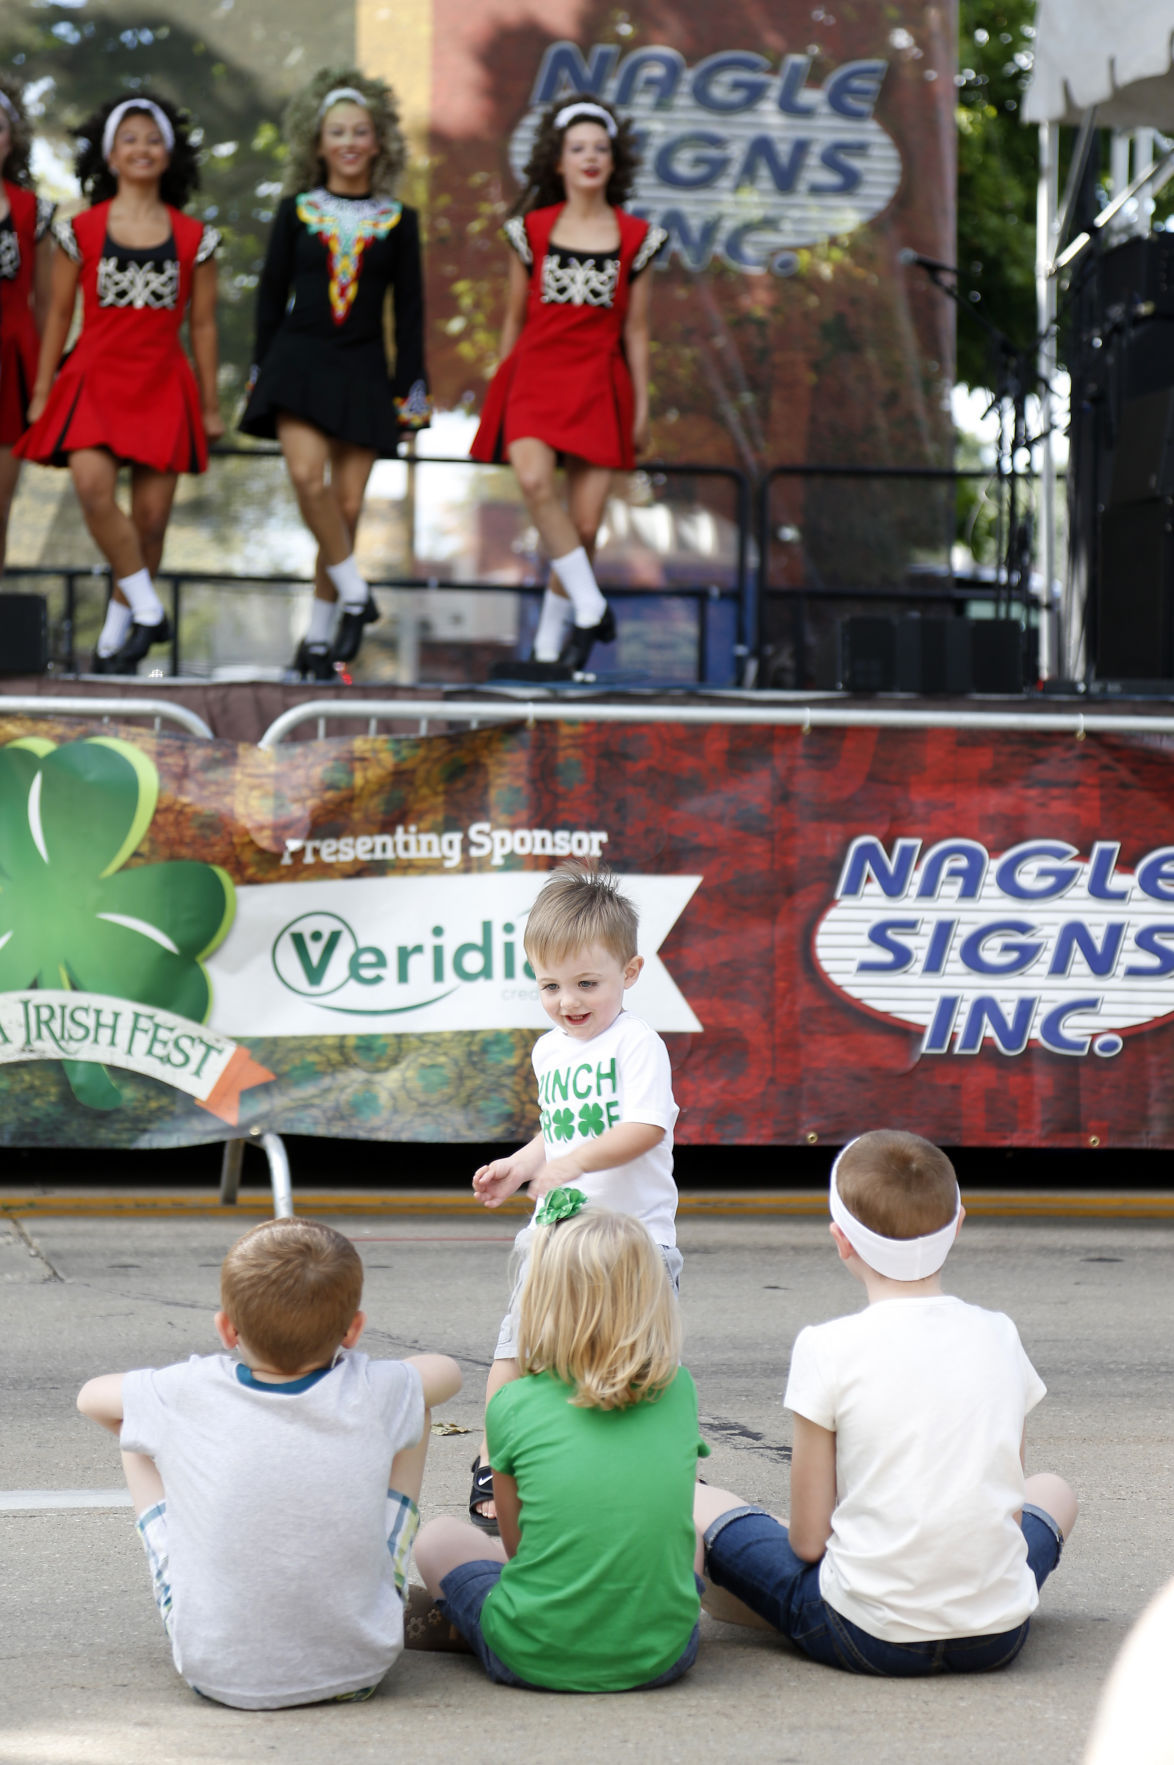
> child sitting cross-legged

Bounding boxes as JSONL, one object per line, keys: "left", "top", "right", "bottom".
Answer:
{"left": 414, "top": 1195, "right": 708, "bottom": 1692}
{"left": 695, "top": 1131, "right": 1078, "bottom": 1675}
{"left": 78, "top": 1216, "right": 461, "bottom": 1708}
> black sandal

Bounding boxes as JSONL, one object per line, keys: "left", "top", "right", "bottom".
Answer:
{"left": 469, "top": 1456, "right": 500, "bottom": 1536}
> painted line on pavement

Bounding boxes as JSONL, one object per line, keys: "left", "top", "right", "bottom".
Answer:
{"left": 1, "top": 1489, "right": 133, "bottom": 1510}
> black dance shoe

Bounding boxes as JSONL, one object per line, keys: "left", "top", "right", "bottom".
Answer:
{"left": 557, "top": 605, "right": 616, "bottom": 673}
{"left": 332, "top": 596, "right": 380, "bottom": 664}
{"left": 90, "top": 649, "right": 120, "bottom": 674}
{"left": 293, "top": 640, "right": 336, "bottom": 682}
{"left": 110, "top": 614, "right": 172, "bottom": 674}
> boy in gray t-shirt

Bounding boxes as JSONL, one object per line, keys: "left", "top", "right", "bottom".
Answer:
{"left": 78, "top": 1217, "right": 460, "bottom": 1709}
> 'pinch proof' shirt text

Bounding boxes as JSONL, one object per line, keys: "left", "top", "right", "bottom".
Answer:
{"left": 532, "top": 1010, "right": 678, "bottom": 1244}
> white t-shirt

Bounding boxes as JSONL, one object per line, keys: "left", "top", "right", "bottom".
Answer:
{"left": 784, "top": 1295, "right": 1046, "bottom": 1643}
{"left": 121, "top": 1349, "right": 424, "bottom": 1708}
{"left": 532, "top": 1010, "right": 678, "bottom": 1245}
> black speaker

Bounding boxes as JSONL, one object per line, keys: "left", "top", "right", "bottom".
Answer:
{"left": 895, "top": 617, "right": 972, "bottom": 694}
{"left": 0, "top": 593, "right": 48, "bottom": 675}
{"left": 839, "top": 616, "right": 896, "bottom": 691}
{"left": 1096, "top": 501, "right": 1174, "bottom": 680}
{"left": 1109, "top": 388, "right": 1174, "bottom": 504}
{"left": 1097, "top": 234, "right": 1174, "bottom": 320}
{"left": 970, "top": 619, "right": 1026, "bottom": 693}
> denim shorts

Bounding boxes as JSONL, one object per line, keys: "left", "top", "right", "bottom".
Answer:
{"left": 702, "top": 1503, "right": 1063, "bottom": 1676}
{"left": 437, "top": 1559, "right": 701, "bottom": 1691}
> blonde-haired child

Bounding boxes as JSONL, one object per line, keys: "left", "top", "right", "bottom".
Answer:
{"left": 470, "top": 860, "right": 680, "bottom": 1528}
{"left": 415, "top": 1198, "right": 706, "bottom": 1692}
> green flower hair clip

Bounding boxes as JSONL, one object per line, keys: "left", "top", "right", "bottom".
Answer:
{"left": 534, "top": 1186, "right": 588, "bottom": 1227}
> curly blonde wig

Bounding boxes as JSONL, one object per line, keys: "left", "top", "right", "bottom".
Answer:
{"left": 279, "top": 65, "right": 406, "bottom": 199}
{"left": 0, "top": 74, "right": 35, "bottom": 187}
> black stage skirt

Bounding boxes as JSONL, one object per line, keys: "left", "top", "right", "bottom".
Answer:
{"left": 238, "top": 332, "right": 403, "bottom": 457}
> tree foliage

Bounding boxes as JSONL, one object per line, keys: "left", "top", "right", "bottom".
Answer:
{"left": 955, "top": 0, "right": 1039, "bottom": 392}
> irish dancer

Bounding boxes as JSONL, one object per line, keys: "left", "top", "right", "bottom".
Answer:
{"left": 239, "top": 68, "right": 430, "bottom": 680}
{"left": 471, "top": 94, "right": 665, "bottom": 673}
{"left": 18, "top": 93, "right": 222, "bottom": 673}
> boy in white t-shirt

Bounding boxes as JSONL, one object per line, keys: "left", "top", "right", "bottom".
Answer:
{"left": 694, "top": 1131, "right": 1078, "bottom": 1674}
{"left": 469, "top": 861, "right": 680, "bottom": 1529}
{"left": 77, "top": 1217, "right": 461, "bottom": 1708}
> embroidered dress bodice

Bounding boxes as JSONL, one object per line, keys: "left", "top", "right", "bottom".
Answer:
{"left": 295, "top": 188, "right": 403, "bottom": 326}
{"left": 0, "top": 195, "right": 54, "bottom": 281}
{"left": 97, "top": 234, "right": 180, "bottom": 310}
{"left": 540, "top": 246, "right": 622, "bottom": 308}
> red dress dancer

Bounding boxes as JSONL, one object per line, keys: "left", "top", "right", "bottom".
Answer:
{"left": 17, "top": 202, "right": 217, "bottom": 474}
{"left": 471, "top": 203, "right": 662, "bottom": 474}
{"left": 0, "top": 183, "right": 55, "bottom": 446}
{"left": 467, "top": 96, "right": 665, "bottom": 677}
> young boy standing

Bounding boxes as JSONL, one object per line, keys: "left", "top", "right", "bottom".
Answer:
{"left": 78, "top": 1217, "right": 461, "bottom": 1708}
{"left": 695, "top": 1131, "right": 1078, "bottom": 1674}
{"left": 469, "top": 862, "right": 680, "bottom": 1528}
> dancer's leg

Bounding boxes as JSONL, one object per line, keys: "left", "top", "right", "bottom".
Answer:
{"left": 128, "top": 467, "right": 179, "bottom": 581}
{"left": 507, "top": 437, "right": 607, "bottom": 630}
{"left": 277, "top": 415, "right": 353, "bottom": 568}
{"left": 69, "top": 449, "right": 143, "bottom": 585}
{"left": 0, "top": 446, "right": 21, "bottom": 575}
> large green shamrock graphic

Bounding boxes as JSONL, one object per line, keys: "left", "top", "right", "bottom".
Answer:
{"left": 578, "top": 1102, "right": 606, "bottom": 1137}
{"left": 549, "top": 1106, "right": 575, "bottom": 1142}
{"left": 0, "top": 737, "right": 235, "bottom": 1110}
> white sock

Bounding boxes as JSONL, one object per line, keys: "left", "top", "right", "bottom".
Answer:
{"left": 115, "top": 567, "right": 165, "bottom": 624}
{"left": 96, "top": 600, "right": 133, "bottom": 657}
{"left": 532, "top": 586, "right": 574, "bottom": 661}
{"left": 325, "top": 554, "right": 369, "bottom": 611}
{"left": 550, "top": 546, "right": 607, "bottom": 628}
{"left": 307, "top": 597, "right": 337, "bottom": 646}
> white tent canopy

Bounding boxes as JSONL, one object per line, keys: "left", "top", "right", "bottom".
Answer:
{"left": 1025, "top": 0, "right": 1174, "bottom": 129}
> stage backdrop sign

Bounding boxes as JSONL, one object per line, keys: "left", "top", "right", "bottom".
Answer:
{"left": 423, "top": 0, "right": 956, "bottom": 480}
{"left": 3, "top": 717, "right": 1174, "bottom": 1150}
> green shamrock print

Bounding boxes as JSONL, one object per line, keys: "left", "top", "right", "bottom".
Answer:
{"left": 0, "top": 737, "right": 235, "bottom": 1110}
{"left": 578, "top": 1101, "right": 606, "bottom": 1137}
{"left": 550, "top": 1106, "right": 575, "bottom": 1142}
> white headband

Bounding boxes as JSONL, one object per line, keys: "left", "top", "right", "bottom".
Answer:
{"left": 0, "top": 92, "right": 18, "bottom": 126}
{"left": 554, "top": 101, "right": 617, "bottom": 138}
{"left": 102, "top": 99, "right": 175, "bottom": 163}
{"left": 318, "top": 86, "right": 370, "bottom": 119}
{"left": 829, "top": 1142, "right": 961, "bottom": 1281}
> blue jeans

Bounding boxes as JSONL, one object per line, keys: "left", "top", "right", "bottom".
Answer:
{"left": 703, "top": 1504, "right": 1063, "bottom": 1676}
{"left": 438, "top": 1560, "right": 701, "bottom": 1691}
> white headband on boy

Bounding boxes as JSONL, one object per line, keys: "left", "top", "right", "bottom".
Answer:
{"left": 554, "top": 101, "right": 617, "bottom": 137}
{"left": 102, "top": 99, "right": 175, "bottom": 163}
{"left": 318, "top": 86, "right": 370, "bottom": 118}
{"left": 829, "top": 1142, "right": 961, "bottom": 1281}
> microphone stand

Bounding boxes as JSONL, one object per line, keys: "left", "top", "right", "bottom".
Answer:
{"left": 907, "top": 257, "right": 1063, "bottom": 636}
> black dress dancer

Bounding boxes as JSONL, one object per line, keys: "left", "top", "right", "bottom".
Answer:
{"left": 239, "top": 70, "right": 429, "bottom": 677}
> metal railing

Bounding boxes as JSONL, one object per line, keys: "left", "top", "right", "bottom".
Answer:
{"left": 8, "top": 450, "right": 1054, "bottom": 688}
{"left": 258, "top": 696, "right": 1174, "bottom": 746}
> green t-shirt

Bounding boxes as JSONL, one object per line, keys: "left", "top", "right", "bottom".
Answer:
{"left": 482, "top": 1366, "right": 708, "bottom": 1691}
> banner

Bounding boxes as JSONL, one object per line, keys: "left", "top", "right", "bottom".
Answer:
{"left": 424, "top": 0, "right": 956, "bottom": 479}
{"left": 5, "top": 717, "right": 1174, "bottom": 1150}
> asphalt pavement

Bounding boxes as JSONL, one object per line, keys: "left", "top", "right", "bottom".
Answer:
{"left": 2, "top": 1195, "right": 1170, "bottom": 1765}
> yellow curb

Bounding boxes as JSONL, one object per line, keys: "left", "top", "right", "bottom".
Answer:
{"left": 2, "top": 1190, "right": 1174, "bottom": 1220}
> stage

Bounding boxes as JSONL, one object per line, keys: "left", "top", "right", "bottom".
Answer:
{"left": 7, "top": 672, "right": 1174, "bottom": 745}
